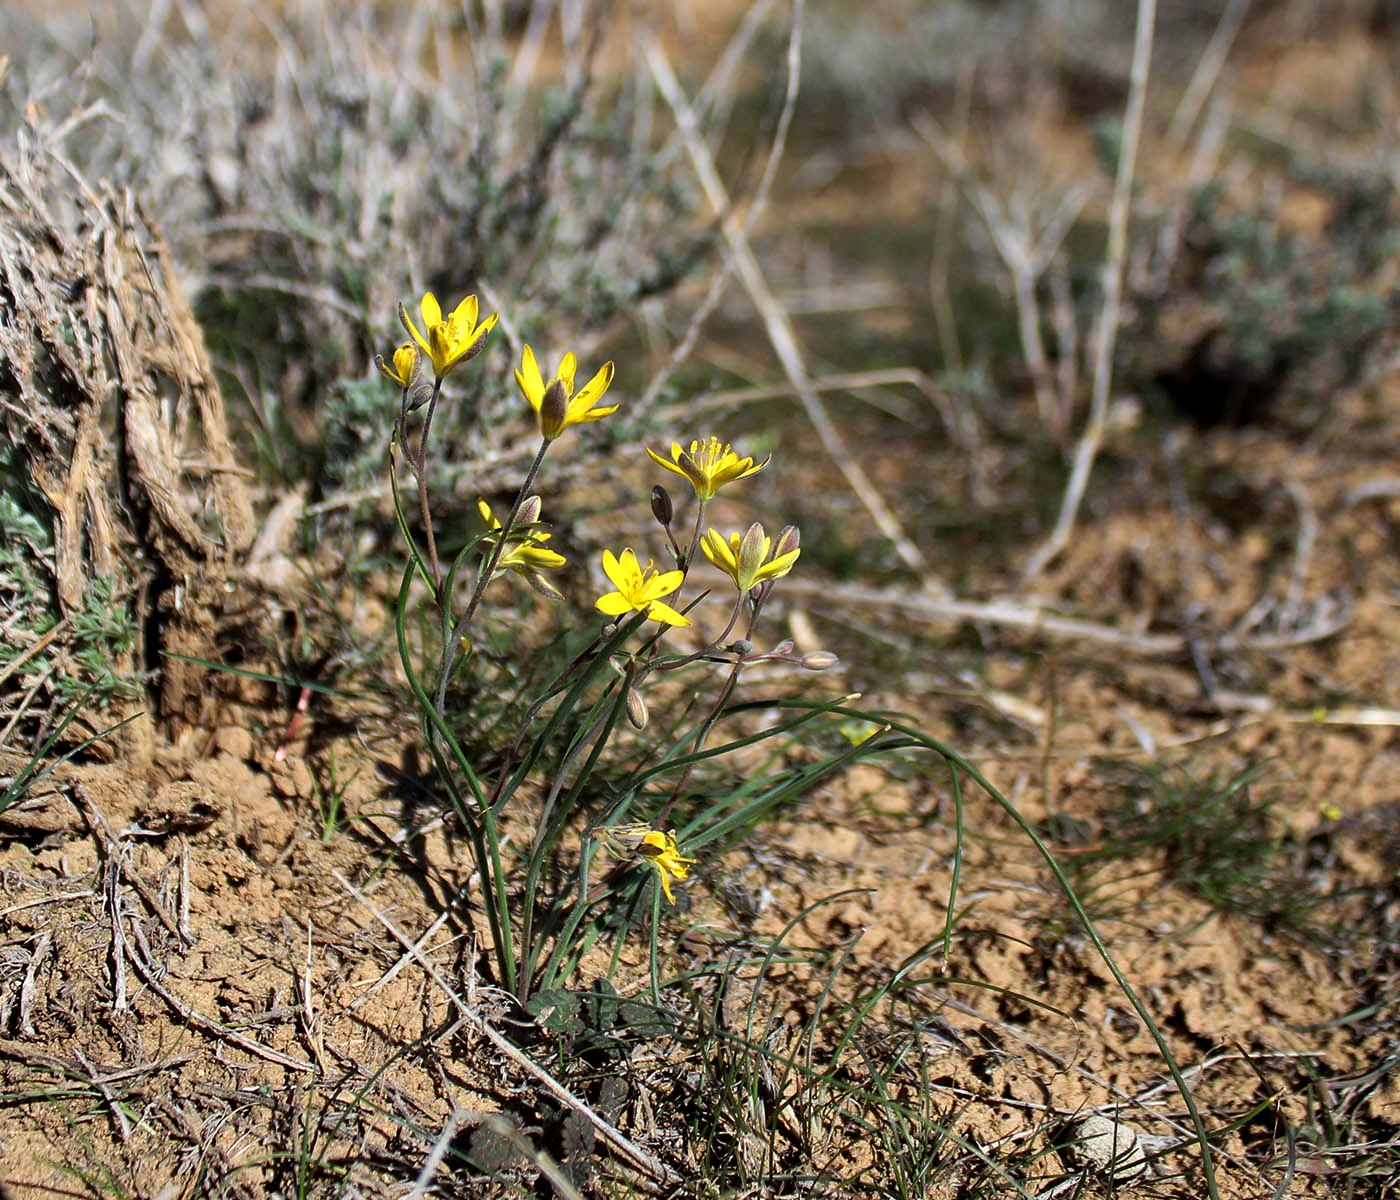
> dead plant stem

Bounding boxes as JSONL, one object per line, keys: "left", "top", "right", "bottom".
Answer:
{"left": 645, "top": 23, "right": 932, "bottom": 583}
{"left": 1022, "top": 0, "right": 1158, "bottom": 583}
{"left": 336, "top": 871, "right": 681, "bottom": 1187}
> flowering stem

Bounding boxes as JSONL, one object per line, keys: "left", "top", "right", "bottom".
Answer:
{"left": 482, "top": 613, "right": 649, "bottom": 817}
{"left": 682, "top": 499, "right": 708, "bottom": 572}
{"left": 414, "top": 378, "right": 445, "bottom": 593}
{"left": 517, "top": 685, "right": 628, "bottom": 998}
{"left": 434, "top": 438, "right": 552, "bottom": 716}
{"left": 659, "top": 654, "right": 746, "bottom": 823}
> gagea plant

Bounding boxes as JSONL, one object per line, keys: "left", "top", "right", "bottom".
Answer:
{"left": 381, "top": 290, "right": 838, "bottom": 1002}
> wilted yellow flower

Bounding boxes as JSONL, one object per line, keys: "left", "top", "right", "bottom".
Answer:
{"left": 646, "top": 437, "right": 769, "bottom": 502}
{"left": 515, "top": 345, "right": 617, "bottom": 439}
{"left": 701, "top": 523, "right": 800, "bottom": 593}
{"left": 592, "top": 822, "right": 697, "bottom": 904}
{"left": 399, "top": 292, "right": 497, "bottom": 378}
{"left": 478, "top": 499, "right": 566, "bottom": 595}
{"left": 376, "top": 341, "right": 420, "bottom": 389}
{"left": 595, "top": 548, "right": 690, "bottom": 627}
{"left": 637, "top": 829, "right": 696, "bottom": 904}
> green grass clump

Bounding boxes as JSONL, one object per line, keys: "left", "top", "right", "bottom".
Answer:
{"left": 1131, "top": 163, "right": 1399, "bottom": 429}
{"left": 0, "top": 459, "right": 143, "bottom": 739}
{"left": 1070, "top": 762, "right": 1329, "bottom": 934}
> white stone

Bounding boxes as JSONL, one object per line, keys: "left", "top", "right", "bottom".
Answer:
{"left": 1063, "top": 1114, "right": 1149, "bottom": 1182}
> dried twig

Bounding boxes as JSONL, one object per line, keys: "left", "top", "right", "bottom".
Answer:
{"left": 780, "top": 577, "right": 1351, "bottom": 658}
{"left": 73, "top": 1046, "right": 133, "bottom": 1143}
{"left": 675, "top": 367, "right": 970, "bottom": 448}
{"left": 1022, "top": 0, "right": 1158, "bottom": 582}
{"left": 336, "top": 871, "right": 680, "bottom": 1188}
{"left": 1281, "top": 478, "right": 1320, "bottom": 618}
{"left": 646, "top": 28, "right": 931, "bottom": 582}
{"left": 18, "top": 929, "right": 50, "bottom": 1038}
{"left": 1166, "top": 0, "right": 1250, "bottom": 147}
{"left": 639, "top": 0, "right": 785, "bottom": 411}
{"left": 913, "top": 111, "right": 1089, "bottom": 441}
{"left": 127, "top": 955, "right": 316, "bottom": 1073}
{"left": 73, "top": 783, "right": 314, "bottom": 1072}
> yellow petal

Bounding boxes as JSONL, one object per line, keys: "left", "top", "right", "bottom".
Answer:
{"left": 400, "top": 301, "right": 431, "bottom": 359}
{"left": 701, "top": 529, "right": 737, "bottom": 572}
{"left": 420, "top": 291, "right": 442, "bottom": 328}
{"left": 645, "top": 600, "right": 692, "bottom": 627}
{"left": 571, "top": 361, "right": 614, "bottom": 409}
{"left": 601, "top": 548, "right": 625, "bottom": 589}
{"left": 596, "top": 592, "right": 632, "bottom": 616}
{"left": 569, "top": 402, "right": 620, "bottom": 426}
{"left": 517, "top": 345, "right": 545, "bottom": 407}
{"left": 646, "top": 445, "right": 685, "bottom": 475}
{"left": 649, "top": 568, "right": 685, "bottom": 597}
{"left": 449, "top": 293, "right": 478, "bottom": 333}
{"left": 557, "top": 352, "right": 577, "bottom": 396}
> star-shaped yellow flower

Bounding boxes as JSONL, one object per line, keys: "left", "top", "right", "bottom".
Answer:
{"left": 477, "top": 499, "right": 566, "bottom": 593}
{"left": 399, "top": 292, "right": 497, "bottom": 378}
{"left": 636, "top": 829, "right": 696, "bottom": 904}
{"left": 515, "top": 345, "right": 617, "bottom": 440}
{"left": 595, "top": 548, "right": 690, "bottom": 627}
{"left": 646, "top": 437, "right": 769, "bottom": 501}
{"left": 701, "top": 523, "right": 800, "bottom": 593}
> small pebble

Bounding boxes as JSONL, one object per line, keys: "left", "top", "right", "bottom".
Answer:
{"left": 1062, "top": 1114, "right": 1148, "bottom": 1182}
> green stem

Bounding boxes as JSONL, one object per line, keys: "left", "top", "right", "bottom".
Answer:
{"left": 415, "top": 378, "right": 445, "bottom": 592}
{"left": 433, "top": 438, "right": 552, "bottom": 716}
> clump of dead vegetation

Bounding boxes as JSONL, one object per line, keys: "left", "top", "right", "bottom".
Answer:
{"left": 0, "top": 108, "right": 256, "bottom": 759}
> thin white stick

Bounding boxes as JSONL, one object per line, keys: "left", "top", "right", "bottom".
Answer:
{"left": 639, "top": 0, "right": 793, "bottom": 412}
{"left": 782, "top": 576, "right": 1350, "bottom": 656}
{"left": 1022, "top": 0, "right": 1158, "bottom": 583}
{"left": 645, "top": 28, "right": 932, "bottom": 581}
{"left": 1166, "top": 0, "right": 1250, "bottom": 147}
{"left": 335, "top": 872, "right": 680, "bottom": 1186}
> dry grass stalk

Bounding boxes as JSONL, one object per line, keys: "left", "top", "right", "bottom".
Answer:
{"left": 1022, "top": 0, "right": 1159, "bottom": 583}
{"left": 645, "top": 24, "right": 933, "bottom": 585}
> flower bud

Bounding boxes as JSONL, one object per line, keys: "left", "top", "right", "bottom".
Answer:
{"left": 774, "top": 524, "right": 801, "bottom": 559}
{"left": 737, "top": 522, "right": 767, "bottom": 592}
{"left": 517, "top": 495, "right": 543, "bottom": 526}
{"left": 526, "top": 572, "right": 565, "bottom": 602}
{"left": 538, "top": 378, "right": 570, "bottom": 439}
{"left": 625, "top": 685, "right": 649, "bottom": 730}
{"left": 650, "top": 485, "right": 674, "bottom": 528}
{"left": 801, "top": 651, "right": 840, "bottom": 671}
{"left": 408, "top": 374, "right": 436, "bottom": 412}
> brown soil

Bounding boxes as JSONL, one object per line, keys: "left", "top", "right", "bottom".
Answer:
{"left": 4, "top": 5, "right": 1400, "bottom": 1200}
{"left": 5, "top": 391, "right": 1398, "bottom": 1196}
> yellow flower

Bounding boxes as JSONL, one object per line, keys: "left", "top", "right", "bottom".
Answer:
{"left": 646, "top": 437, "right": 769, "bottom": 501}
{"left": 592, "top": 822, "right": 697, "bottom": 904}
{"left": 637, "top": 829, "right": 696, "bottom": 904}
{"left": 376, "top": 341, "right": 420, "bottom": 389}
{"left": 595, "top": 548, "right": 690, "bottom": 627}
{"left": 515, "top": 345, "right": 617, "bottom": 440}
{"left": 478, "top": 499, "right": 566, "bottom": 595}
{"left": 700, "top": 523, "right": 800, "bottom": 593}
{"left": 399, "top": 291, "right": 497, "bottom": 378}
